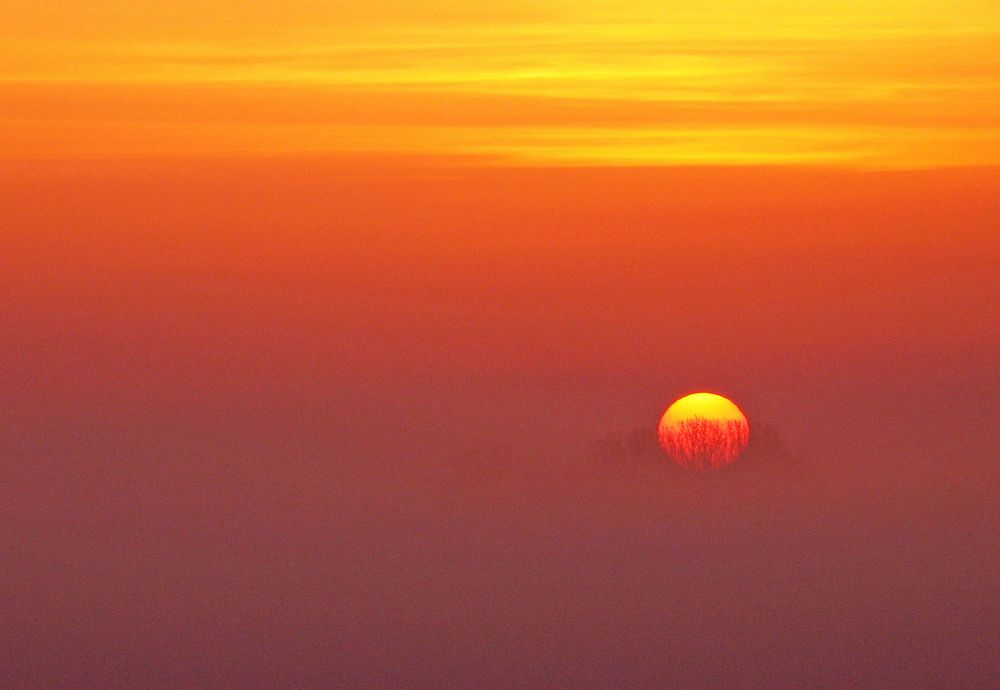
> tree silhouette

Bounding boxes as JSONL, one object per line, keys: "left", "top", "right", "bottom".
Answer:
{"left": 657, "top": 417, "right": 749, "bottom": 471}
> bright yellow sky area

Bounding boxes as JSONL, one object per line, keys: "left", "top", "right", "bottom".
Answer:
{"left": 3, "top": 0, "right": 999, "bottom": 164}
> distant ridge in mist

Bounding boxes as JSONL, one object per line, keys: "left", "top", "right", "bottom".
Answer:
{"left": 595, "top": 420, "right": 802, "bottom": 474}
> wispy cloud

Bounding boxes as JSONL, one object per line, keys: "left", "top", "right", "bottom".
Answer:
{"left": 3, "top": 2, "right": 999, "bottom": 164}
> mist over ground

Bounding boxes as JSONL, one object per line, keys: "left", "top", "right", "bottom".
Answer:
{"left": 2, "top": 161, "right": 998, "bottom": 686}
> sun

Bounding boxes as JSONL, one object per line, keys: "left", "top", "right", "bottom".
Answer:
{"left": 657, "top": 392, "right": 749, "bottom": 471}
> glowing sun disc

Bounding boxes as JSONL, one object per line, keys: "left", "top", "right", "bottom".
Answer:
{"left": 657, "top": 392, "right": 749, "bottom": 470}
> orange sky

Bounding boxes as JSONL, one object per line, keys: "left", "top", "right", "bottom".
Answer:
{"left": 4, "top": 5, "right": 1000, "bottom": 686}
{"left": 3, "top": 0, "right": 999, "bottom": 165}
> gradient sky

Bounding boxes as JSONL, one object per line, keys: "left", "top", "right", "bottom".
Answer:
{"left": 3, "top": 2, "right": 1000, "bottom": 687}
{"left": 4, "top": 0, "right": 1000, "bottom": 164}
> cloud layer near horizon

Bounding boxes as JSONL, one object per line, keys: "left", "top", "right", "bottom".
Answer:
{"left": 3, "top": 1, "right": 999, "bottom": 165}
